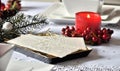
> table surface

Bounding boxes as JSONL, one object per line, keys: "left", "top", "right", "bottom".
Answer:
{"left": 1, "top": 0, "right": 120, "bottom": 71}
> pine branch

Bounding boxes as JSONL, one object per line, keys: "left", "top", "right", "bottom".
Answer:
{"left": 0, "top": 13, "right": 50, "bottom": 42}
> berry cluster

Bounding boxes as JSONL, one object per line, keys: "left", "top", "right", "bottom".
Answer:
{"left": 62, "top": 26, "right": 76, "bottom": 37}
{"left": 62, "top": 26, "right": 114, "bottom": 45}
{"left": 0, "top": 0, "right": 21, "bottom": 19}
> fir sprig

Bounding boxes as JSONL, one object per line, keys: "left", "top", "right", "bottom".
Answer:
{"left": 0, "top": 13, "right": 50, "bottom": 42}
{"left": 6, "top": 13, "right": 49, "bottom": 33}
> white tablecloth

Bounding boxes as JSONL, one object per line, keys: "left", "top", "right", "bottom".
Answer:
{"left": 1, "top": 0, "right": 120, "bottom": 71}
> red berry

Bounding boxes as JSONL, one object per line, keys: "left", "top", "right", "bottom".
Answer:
{"left": 97, "top": 34, "right": 102, "bottom": 38}
{"left": 66, "top": 25, "right": 69, "bottom": 29}
{"left": 64, "top": 32, "right": 68, "bottom": 36}
{"left": 109, "top": 30, "right": 114, "bottom": 35}
{"left": 107, "top": 28, "right": 110, "bottom": 31}
{"left": 102, "top": 28, "right": 108, "bottom": 34}
{"left": 92, "top": 37, "right": 98, "bottom": 42}
{"left": 81, "top": 33, "right": 86, "bottom": 37}
{"left": 97, "top": 30, "right": 102, "bottom": 35}
{"left": 71, "top": 33, "right": 76, "bottom": 37}
{"left": 1, "top": 3, "right": 5, "bottom": 11}
{"left": 102, "top": 28, "right": 106, "bottom": 30}
{"left": 71, "top": 26, "right": 75, "bottom": 31}
{"left": 83, "top": 30, "right": 87, "bottom": 35}
{"left": 85, "top": 35, "right": 91, "bottom": 41}
{"left": 86, "top": 27, "right": 91, "bottom": 32}
{"left": 62, "top": 28, "right": 65, "bottom": 32}
{"left": 65, "top": 29, "right": 71, "bottom": 37}
{"left": 102, "top": 34, "right": 110, "bottom": 40}
{"left": 65, "top": 29, "right": 70, "bottom": 33}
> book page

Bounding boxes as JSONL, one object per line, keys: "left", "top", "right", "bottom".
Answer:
{"left": 7, "top": 34, "right": 86, "bottom": 58}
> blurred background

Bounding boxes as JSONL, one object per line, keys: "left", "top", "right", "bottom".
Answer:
{"left": 23, "top": 0, "right": 120, "bottom": 5}
{"left": 1, "top": 0, "right": 120, "bottom": 5}
{"left": 23, "top": 0, "right": 59, "bottom": 2}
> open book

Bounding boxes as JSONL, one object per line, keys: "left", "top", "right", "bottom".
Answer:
{"left": 7, "top": 34, "right": 88, "bottom": 58}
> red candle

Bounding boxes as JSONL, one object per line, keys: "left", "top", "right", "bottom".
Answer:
{"left": 75, "top": 12, "right": 101, "bottom": 34}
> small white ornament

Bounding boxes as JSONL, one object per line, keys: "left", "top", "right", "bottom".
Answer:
{"left": 2, "top": 22, "right": 13, "bottom": 31}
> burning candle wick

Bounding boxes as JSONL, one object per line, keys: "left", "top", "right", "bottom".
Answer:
{"left": 87, "top": 14, "right": 90, "bottom": 19}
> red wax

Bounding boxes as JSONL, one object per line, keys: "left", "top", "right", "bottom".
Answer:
{"left": 75, "top": 12, "right": 101, "bottom": 33}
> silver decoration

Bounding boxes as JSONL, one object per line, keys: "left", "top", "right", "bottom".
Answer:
{"left": 2, "top": 22, "right": 13, "bottom": 31}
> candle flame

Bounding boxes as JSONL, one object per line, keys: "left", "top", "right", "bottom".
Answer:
{"left": 87, "top": 14, "right": 90, "bottom": 18}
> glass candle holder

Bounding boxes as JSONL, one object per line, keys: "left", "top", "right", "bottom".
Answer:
{"left": 75, "top": 12, "right": 101, "bottom": 34}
